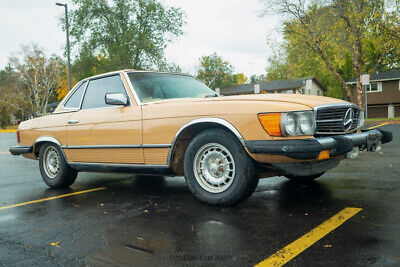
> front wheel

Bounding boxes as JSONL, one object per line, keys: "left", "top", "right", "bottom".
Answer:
{"left": 39, "top": 143, "right": 78, "bottom": 188}
{"left": 184, "top": 129, "right": 259, "bottom": 206}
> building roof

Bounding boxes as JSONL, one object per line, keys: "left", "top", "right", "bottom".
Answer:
{"left": 220, "top": 77, "right": 326, "bottom": 95}
{"left": 347, "top": 70, "right": 400, "bottom": 84}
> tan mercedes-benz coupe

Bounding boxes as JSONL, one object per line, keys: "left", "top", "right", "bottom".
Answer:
{"left": 10, "top": 70, "right": 392, "bottom": 205}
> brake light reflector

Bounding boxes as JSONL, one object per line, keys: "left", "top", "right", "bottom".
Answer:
{"left": 258, "top": 113, "right": 282, "bottom": 136}
{"left": 16, "top": 131, "right": 20, "bottom": 144}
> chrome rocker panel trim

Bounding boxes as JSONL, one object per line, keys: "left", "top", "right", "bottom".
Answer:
{"left": 68, "top": 162, "right": 173, "bottom": 175}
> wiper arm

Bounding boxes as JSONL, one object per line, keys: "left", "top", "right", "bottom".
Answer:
{"left": 204, "top": 93, "right": 219, "bottom": 98}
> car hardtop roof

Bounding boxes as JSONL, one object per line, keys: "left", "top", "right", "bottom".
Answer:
{"left": 80, "top": 69, "right": 192, "bottom": 82}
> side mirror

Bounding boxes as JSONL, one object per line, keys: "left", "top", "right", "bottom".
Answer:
{"left": 105, "top": 93, "right": 129, "bottom": 106}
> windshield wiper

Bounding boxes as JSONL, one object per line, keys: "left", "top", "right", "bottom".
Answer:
{"left": 204, "top": 93, "right": 219, "bottom": 98}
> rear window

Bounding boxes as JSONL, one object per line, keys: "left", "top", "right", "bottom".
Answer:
{"left": 64, "top": 81, "right": 87, "bottom": 109}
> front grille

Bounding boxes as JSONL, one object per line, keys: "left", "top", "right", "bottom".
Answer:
{"left": 315, "top": 105, "right": 361, "bottom": 134}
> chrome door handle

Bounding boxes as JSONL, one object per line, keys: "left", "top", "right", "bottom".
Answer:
{"left": 68, "top": 120, "right": 80, "bottom": 125}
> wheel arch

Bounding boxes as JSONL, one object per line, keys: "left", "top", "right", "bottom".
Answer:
{"left": 33, "top": 136, "right": 63, "bottom": 159}
{"left": 168, "top": 118, "right": 246, "bottom": 175}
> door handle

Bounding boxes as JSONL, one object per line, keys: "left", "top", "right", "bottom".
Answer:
{"left": 68, "top": 120, "right": 80, "bottom": 125}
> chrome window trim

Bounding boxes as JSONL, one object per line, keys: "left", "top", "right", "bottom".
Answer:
{"left": 53, "top": 81, "right": 88, "bottom": 114}
{"left": 67, "top": 80, "right": 89, "bottom": 110}
{"left": 313, "top": 103, "right": 363, "bottom": 135}
{"left": 123, "top": 71, "right": 143, "bottom": 106}
{"left": 167, "top": 117, "right": 246, "bottom": 165}
{"left": 79, "top": 73, "right": 132, "bottom": 111}
{"left": 123, "top": 71, "right": 212, "bottom": 106}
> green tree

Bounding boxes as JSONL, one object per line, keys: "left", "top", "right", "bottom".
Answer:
{"left": 250, "top": 74, "right": 266, "bottom": 83}
{"left": 264, "top": 0, "right": 400, "bottom": 109}
{"left": 66, "top": 0, "right": 185, "bottom": 76}
{"left": 0, "top": 45, "right": 64, "bottom": 117}
{"left": 196, "top": 53, "right": 247, "bottom": 89}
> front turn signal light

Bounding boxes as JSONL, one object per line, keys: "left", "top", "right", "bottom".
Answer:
{"left": 258, "top": 113, "right": 282, "bottom": 136}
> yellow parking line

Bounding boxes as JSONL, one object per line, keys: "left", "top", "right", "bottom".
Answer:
{"left": 0, "top": 187, "right": 106, "bottom": 210}
{"left": 0, "top": 152, "right": 9, "bottom": 154}
{"left": 256, "top": 207, "right": 362, "bottom": 267}
{"left": 0, "top": 130, "right": 17, "bottom": 133}
{"left": 368, "top": 121, "right": 400, "bottom": 129}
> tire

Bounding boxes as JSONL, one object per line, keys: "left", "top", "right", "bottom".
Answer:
{"left": 284, "top": 173, "right": 325, "bottom": 184}
{"left": 183, "top": 129, "right": 259, "bottom": 206}
{"left": 39, "top": 143, "right": 78, "bottom": 188}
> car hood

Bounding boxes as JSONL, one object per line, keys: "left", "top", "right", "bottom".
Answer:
{"left": 145, "top": 93, "right": 348, "bottom": 109}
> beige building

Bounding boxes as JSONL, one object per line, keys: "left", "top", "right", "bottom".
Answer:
{"left": 219, "top": 77, "right": 326, "bottom": 96}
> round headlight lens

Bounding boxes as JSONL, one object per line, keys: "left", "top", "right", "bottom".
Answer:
{"left": 282, "top": 113, "right": 297, "bottom": 136}
{"left": 299, "top": 112, "right": 315, "bottom": 135}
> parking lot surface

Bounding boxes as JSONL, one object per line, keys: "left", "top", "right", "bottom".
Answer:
{"left": 0, "top": 124, "right": 399, "bottom": 266}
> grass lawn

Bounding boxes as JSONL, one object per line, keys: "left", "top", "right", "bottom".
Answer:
{"left": 365, "top": 117, "right": 400, "bottom": 122}
{"left": 1, "top": 124, "right": 18, "bottom": 130}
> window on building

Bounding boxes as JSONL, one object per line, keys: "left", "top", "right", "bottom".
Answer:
{"left": 366, "top": 82, "right": 382, "bottom": 92}
{"left": 317, "top": 90, "right": 321, "bottom": 96}
{"left": 301, "top": 89, "right": 305, "bottom": 94}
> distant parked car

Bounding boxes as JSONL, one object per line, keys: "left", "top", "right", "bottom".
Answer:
{"left": 10, "top": 70, "right": 392, "bottom": 205}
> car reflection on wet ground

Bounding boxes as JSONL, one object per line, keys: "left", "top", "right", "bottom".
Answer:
{"left": 0, "top": 124, "right": 399, "bottom": 266}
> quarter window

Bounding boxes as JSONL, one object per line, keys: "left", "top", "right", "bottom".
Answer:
{"left": 64, "top": 81, "right": 87, "bottom": 109}
{"left": 81, "top": 75, "right": 127, "bottom": 110}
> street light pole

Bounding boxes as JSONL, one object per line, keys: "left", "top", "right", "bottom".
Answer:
{"left": 56, "top": 3, "right": 72, "bottom": 91}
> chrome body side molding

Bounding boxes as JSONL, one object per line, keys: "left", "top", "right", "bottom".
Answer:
{"left": 62, "top": 144, "right": 172, "bottom": 149}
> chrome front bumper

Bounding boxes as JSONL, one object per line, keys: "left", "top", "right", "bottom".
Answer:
{"left": 245, "top": 128, "right": 393, "bottom": 160}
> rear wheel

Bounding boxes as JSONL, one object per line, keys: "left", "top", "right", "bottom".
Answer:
{"left": 39, "top": 143, "right": 77, "bottom": 188}
{"left": 184, "top": 129, "right": 259, "bottom": 206}
{"left": 284, "top": 173, "right": 325, "bottom": 184}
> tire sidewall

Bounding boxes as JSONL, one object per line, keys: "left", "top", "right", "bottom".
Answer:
{"left": 39, "top": 143, "right": 74, "bottom": 188}
{"left": 184, "top": 129, "right": 254, "bottom": 205}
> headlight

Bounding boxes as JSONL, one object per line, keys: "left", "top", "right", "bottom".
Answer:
{"left": 281, "top": 113, "right": 297, "bottom": 136}
{"left": 298, "top": 112, "right": 315, "bottom": 135}
{"left": 258, "top": 111, "right": 315, "bottom": 137}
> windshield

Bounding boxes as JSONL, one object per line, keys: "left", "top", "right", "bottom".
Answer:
{"left": 127, "top": 72, "right": 217, "bottom": 103}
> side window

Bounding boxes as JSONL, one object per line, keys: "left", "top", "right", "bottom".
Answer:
{"left": 64, "top": 81, "right": 87, "bottom": 109}
{"left": 81, "top": 75, "right": 127, "bottom": 110}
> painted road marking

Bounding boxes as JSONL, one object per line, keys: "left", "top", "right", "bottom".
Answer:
{"left": 0, "top": 130, "right": 17, "bottom": 133}
{"left": 0, "top": 187, "right": 106, "bottom": 210}
{"left": 367, "top": 121, "right": 400, "bottom": 130}
{"left": 0, "top": 152, "right": 9, "bottom": 154}
{"left": 256, "top": 207, "right": 362, "bottom": 267}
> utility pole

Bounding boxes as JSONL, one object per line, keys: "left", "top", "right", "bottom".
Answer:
{"left": 56, "top": 3, "right": 72, "bottom": 91}
{"left": 361, "top": 74, "right": 370, "bottom": 119}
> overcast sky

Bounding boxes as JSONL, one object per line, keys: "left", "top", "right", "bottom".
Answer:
{"left": 0, "top": 0, "right": 281, "bottom": 77}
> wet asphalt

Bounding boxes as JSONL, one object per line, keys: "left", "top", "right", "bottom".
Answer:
{"left": 0, "top": 124, "right": 399, "bottom": 266}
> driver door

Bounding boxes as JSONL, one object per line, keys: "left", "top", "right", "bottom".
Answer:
{"left": 65, "top": 74, "right": 143, "bottom": 164}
